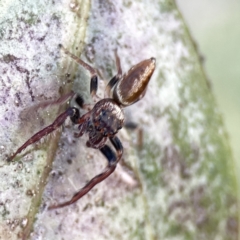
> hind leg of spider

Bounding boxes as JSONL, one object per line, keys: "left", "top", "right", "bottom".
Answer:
{"left": 27, "top": 91, "right": 75, "bottom": 112}
{"left": 7, "top": 107, "right": 80, "bottom": 162}
{"left": 48, "top": 136, "right": 123, "bottom": 210}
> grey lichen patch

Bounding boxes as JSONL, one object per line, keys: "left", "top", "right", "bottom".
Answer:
{"left": 136, "top": 133, "right": 237, "bottom": 239}
{"left": 108, "top": 194, "right": 147, "bottom": 240}
{"left": 0, "top": 0, "right": 90, "bottom": 239}
{"left": 78, "top": 0, "right": 237, "bottom": 239}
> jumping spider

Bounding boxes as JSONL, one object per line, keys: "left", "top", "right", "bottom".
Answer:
{"left": 8, "top": 45, "right": 156, "bottom": 210}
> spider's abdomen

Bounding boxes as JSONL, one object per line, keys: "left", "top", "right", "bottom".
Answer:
{"left": 113, "top": 57, "right": 156, "bottom": 106}
{"left": 91, "top": 99, "right": 124, "bottom": 137}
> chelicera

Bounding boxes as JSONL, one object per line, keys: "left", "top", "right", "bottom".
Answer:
{"left": 8, "top": 45, "right": 156, "bottom": 210}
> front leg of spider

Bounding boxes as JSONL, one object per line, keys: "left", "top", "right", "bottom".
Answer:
{"left": 48, "top": 136, "right": 123, "bottom": 210}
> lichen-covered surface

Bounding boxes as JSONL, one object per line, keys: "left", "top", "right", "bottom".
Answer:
{"left": 0, "top": 0, "right": 90, "bottom": 239}
{"left": 0, "top": 0, "right": 238, "bottom": 240}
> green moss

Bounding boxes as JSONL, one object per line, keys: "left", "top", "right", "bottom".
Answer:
{"left": 160, "top": 0, "right": 176, "bottom": 13}
{"left": 1, "top": 206, "right": 10, "bottom": 219}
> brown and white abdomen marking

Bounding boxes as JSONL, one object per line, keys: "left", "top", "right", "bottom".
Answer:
{"left": 91, "top": 99, "right": 124, "bottom": 137}
{"left": 113, "top": 57, "right": 156, "bottom": 106}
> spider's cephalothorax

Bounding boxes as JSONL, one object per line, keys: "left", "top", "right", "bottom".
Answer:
{"left": 8, "top": 45, "right": 156, "bottom": 209}
{"left": 91, "top": 99, "right": 124, "bottom": 137}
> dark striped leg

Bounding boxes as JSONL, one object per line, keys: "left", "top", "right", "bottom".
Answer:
{"left": 59, "top": 44, "right": 98, "bottom": 98}
{"left": 105, "top": 50, "right": 122, "bottom": 97}
{"left": 74, "top": 94, "right": 93, "bottom": 112}
{"left": 48, "top": 136, "right": 123, "bottom": 210}
{"left": 7, "top": 107, "right": 80, "bottom": 162}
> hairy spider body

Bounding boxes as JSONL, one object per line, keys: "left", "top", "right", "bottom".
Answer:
{"left": 91, "top": 99, "right": 124, "bottom": 137}
{"left": 8, "top": 45, "right": 156, "bottom": 210}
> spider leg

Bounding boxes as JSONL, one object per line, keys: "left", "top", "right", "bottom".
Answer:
{"left": 25, "top": 91, "right": 75, "bottom": 112}
{"left": 48, "top": 136, "right": 123, "bottom": 210}
{"left": 104, "top": 75, "right": 120, "bottom": 98}
{"left": 74, "top": 94, "right": 93, "bottom": 111}
{"left": 7, "top": 107, "right": 80, "bottom": 162}
{"left": 114, "top": 49, "right": 122, "bottom": 76}
{"left": 105, "top": 50, "right": 122, "bottom": 97}
{"left": 109, "top": 135, "right": 123, "bottom": 161}
{"left": 59, "top": 44, "right": 98, "bottom": 99}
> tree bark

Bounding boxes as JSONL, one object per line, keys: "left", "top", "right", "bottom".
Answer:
{"left": 0, "top": 0, "right": 238, "bottom": 239}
